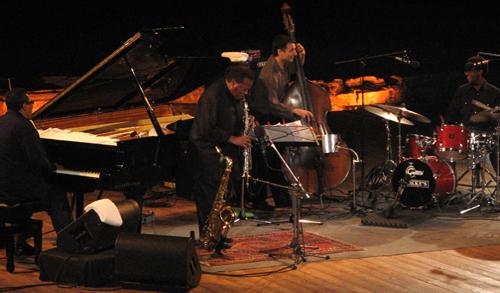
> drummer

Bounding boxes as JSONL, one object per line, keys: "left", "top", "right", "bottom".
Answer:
{"left": 445, "top": 55, "right": 500, "bottom": 128}
{"left": 444, "top": 55, "right": 500, "bottom": 172}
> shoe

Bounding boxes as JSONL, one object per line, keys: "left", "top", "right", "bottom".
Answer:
{"left": 224, "top": 237, "right": 233, "bottom": 243}
{"left": 15, "top": 242, "right": 36, "bottom": 257}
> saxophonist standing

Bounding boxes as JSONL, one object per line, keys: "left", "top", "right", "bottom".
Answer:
{"left": 189, "top": 63, "right": 255, "bottom": 242}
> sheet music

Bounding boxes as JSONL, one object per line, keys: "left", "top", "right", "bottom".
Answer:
{"left": 262, "top": 121, "right": 317, "bottom": 144}
{"left": 38, "top": 128, "right": 118, "bottom": 146}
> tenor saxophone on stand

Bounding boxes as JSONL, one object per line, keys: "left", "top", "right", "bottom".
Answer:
{"left": 200, "top": 146, "right": 237, "bottom": 253}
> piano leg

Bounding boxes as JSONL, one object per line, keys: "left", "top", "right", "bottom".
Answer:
{"left": 124, "top": 186, "right": 147, "bottom": 232}
{"left": 75, "top": 192, "right": 84, "bottom": 218}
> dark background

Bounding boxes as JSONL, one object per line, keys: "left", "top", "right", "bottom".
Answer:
{"left": 1, "top": 0, "right": 499, "bottom": 127}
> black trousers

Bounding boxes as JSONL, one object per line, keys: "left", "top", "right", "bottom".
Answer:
{"left": 39, "top": 184, "right": 72, "bottom": 232}
{"left": 11, "top": 182, "right": 73, "bottom": 245}
{"left": 251, "top": 143, "right": 291, "bottom": 207}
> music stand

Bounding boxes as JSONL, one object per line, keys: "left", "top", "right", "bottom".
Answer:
{"left": 254, "top": 125, "right": 328, "bottom": 264}
{"left": 255, "top": 124, "right": 322, "bottom": 226}
{"left": 238, "top": 123, "right": 319, "bottom": 220}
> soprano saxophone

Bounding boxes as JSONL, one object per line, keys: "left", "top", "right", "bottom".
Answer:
{"left": 200, "top": 146, "right": 236, "bottom": 252}
{"left": 242, "top": 96, "right": 252, "bottom": 187}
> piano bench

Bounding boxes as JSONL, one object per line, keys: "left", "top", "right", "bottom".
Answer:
{"left": 0, "top": 202, "right": 43, "bottom": 273}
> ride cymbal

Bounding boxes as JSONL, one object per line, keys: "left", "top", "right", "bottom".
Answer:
{"left": 364, "top": 105, "right": 414, "bottom": 125}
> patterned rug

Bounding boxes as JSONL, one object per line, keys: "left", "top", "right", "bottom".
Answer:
{"left": 197, "top": 231, "right": 363, "bottom": 266}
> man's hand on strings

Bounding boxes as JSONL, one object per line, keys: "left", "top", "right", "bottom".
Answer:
{"left": 293, "top": 108, "right": 314, "bottom": 121}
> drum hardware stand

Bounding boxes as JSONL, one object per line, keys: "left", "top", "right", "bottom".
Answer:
{"left": 335, "top": 50, "right": 407, "bottom": 195}
{"left": 495, "top": 123, "right": 499, "bottom": 201}
{"left": 395, "top": 103, "right": 409, "bottom": 163}
{"left": 362, "top": 119, "right": 397, "bottom": 209}
{"left": 383, "top": 175, "right": 407, "bottom": 218}
{"left": 460, "top": 152, "right": 497, "bottom": 214}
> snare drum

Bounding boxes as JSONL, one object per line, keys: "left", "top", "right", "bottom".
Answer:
{"left": 436, "top": 124, "right": 468, "bottom": 161}
{"left": 392, "top": 156, "right": 455, "bottom": 208}
{"left": 405, "top": 134, "right": 434, "bottom": 158}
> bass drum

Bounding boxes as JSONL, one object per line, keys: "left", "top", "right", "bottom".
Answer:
{"left": 391, "top": 157, "right": 455, "bottom": 208}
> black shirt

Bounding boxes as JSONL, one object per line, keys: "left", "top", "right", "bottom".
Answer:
{"left": 0, "top": 110, "right": 52, "bottom": 202}
{"left": 445, "top": 81, "right": 500, "bottom": 130}
{"left": 189, "top": 78, "right": 244, "bottom": 158}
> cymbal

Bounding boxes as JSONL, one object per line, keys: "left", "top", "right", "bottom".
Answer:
{"left": 364, "top": 105, "right": 414, "bottom": 126}
{"left": 374, "top": 104, "right": 432, "bottom": 124}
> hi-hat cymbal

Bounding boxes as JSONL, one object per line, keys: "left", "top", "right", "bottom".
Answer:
{"left": 374, "top": 104, "right": 431, "bottom": 124}
{"left": 364, "top": 105, "right": 414, "bottom": 126}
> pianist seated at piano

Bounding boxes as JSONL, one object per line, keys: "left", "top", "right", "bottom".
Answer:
{"left": 0, "top": 88, "right": 72, "bottom": 255}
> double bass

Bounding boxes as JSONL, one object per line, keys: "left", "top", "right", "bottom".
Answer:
{"left": 280, "top": 3, "right": 351, "bottom": 196}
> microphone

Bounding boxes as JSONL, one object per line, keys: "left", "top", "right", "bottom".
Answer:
{"left": 393, "top": 56, "right": 420, "bottom": 68}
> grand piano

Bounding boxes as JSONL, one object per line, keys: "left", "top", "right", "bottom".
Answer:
{"left": 33, "top": 31, "right": 229, "bottom": 216}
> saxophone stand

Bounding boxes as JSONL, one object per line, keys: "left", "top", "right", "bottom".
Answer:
{"left": 238, "top": 168, "right": 256, "bottom": 220}
{"left": 257, "top": 134, "right": 328, "bottom": 264}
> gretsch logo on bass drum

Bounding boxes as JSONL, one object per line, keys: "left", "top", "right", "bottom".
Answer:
{"left": 405, "top": 162, "right": 424, "bottom": 177}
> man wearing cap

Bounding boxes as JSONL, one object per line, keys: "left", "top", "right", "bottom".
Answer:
{"left": 445, "top": 55, "right": 500, "bottom": 176}
{"left": 0, "top": 88, "right": 72, "bottom": 256}
{"left": 445, "top": 55, "right": 500, "bottom": 126}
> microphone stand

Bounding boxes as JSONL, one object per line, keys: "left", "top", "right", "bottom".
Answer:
{"left": 334, "top": 50, "right": 408, "bottom": 209}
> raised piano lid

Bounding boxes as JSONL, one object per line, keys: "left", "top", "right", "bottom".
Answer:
{"left": 32, "top": 31, "right": 230, "bottom": 120}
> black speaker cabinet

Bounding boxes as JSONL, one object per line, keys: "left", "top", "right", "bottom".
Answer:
{"left": 57, "top": 200, "right": 141, "bottom": 255}
{"left": 115, "top": 233, "right": 201, "bottom": 288}
{"left": 57, "top": 210, "right": 122, "bottom": 254}
{"left": 39, "top": 247, "right": 116, "bottom": 287}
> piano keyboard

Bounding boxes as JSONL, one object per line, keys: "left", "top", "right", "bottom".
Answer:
{"left": 55, "top": 169, "right": 101, "bottom": 179}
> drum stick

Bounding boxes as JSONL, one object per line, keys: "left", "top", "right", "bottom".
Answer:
{"left": 471, "top": 99, "right": 493, "bottom": 111}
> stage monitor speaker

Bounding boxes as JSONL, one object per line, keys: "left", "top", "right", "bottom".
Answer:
{"left": 115, "top": 233, "right": 201, "bottom": 289}
{"left": 57, "top": 199, "right": 140, "bottom": 254}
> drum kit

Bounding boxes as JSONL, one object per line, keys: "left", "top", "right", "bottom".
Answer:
{"left": 364, "top": 104, "right": 500, "bottom": 213}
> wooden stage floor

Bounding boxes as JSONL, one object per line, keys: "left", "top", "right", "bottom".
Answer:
{"left": 2, "top": 193, "right": 500, "bottom": 292}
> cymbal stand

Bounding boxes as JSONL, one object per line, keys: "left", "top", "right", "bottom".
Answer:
{"left": 396, "top": 107, "right": 405, "bottom": 163}
{"left": 363, "top": 120, "right": 396, "bottom": 208}
{"left": 496, "top": 124, "right": 499, "bottom": 201}
{"left": 258, "top": 137, "right": 327, "bottom": 264}
{"left": 335, "top": 50, "right": 407, "bottom": 193}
